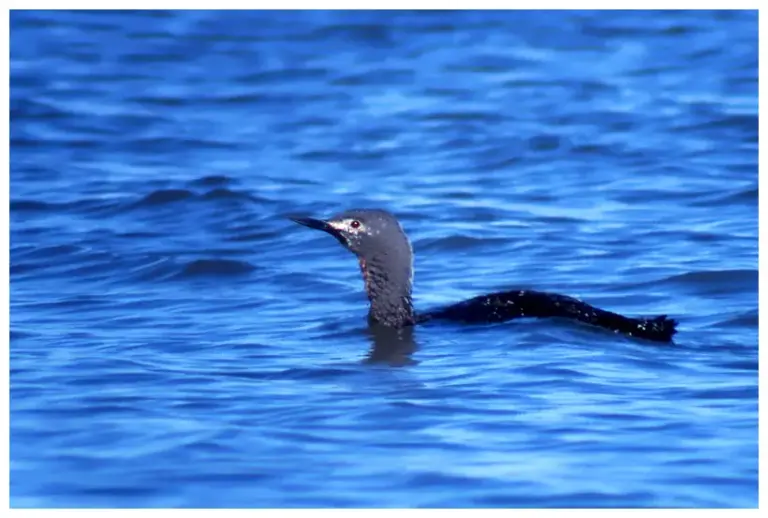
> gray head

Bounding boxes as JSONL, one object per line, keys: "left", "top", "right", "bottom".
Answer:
{"left": 291, "top": 208, "right": 415, "bottom": 327}
{"left": 291, "top": 209, "right": 411, "bottom": 262}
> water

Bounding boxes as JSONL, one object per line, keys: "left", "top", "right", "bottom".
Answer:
{"left": 10, "top": 10, "right": 758, "bottom": 508}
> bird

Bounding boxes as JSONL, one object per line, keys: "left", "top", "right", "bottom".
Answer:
{"left": 290, "top": 208, "right": 678, "bottom": 343}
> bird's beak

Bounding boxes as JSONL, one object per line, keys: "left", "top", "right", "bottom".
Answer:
{"left": 290, "top": 216, "right": 347, "bottom": 245}
{"left": 290, "top": 216, "right": 333, "bottom": 232}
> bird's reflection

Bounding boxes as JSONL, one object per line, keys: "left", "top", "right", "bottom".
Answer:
{"left": 364, "top": 324, "right": 418, "bottom": 366}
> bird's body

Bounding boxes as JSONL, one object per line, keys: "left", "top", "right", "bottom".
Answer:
{"left": 291, "top": 209, "right": 678, "bottom": 343}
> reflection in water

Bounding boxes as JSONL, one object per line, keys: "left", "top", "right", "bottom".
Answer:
{"left": 364, "top": 324, "right": 418, "bottom": 366}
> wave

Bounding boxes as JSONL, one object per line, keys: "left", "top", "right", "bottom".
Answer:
{"left": 176, "top": 259, "right": 256, "bottom": 278}
{"left": 136, "top": 189, "right": 195, "bottom": 206}
{"left": 188, "top": 175, "right": 235, "bottom": 188}
{"left": 662, "top": 269, "right": 757, "bottom": 286}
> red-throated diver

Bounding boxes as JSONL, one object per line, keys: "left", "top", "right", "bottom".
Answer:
{"left": 291, "top": 209, "right": 678, "bottom": 343}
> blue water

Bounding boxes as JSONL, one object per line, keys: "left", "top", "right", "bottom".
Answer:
{"left": 10, "top": 10, "right": 758, "bottom": 508}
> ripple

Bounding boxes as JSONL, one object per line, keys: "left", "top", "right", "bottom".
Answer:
{"left": 176, "top": 259, "right": 256, "bottom": 278}
{"left": 244, "top": 67, "right": 330, "bottom": 85}
{"left": 201, "top": 188, "right": 258, "bottom": 201}
{"left": 12, "top": 242, "right": 71, "bottom": 256}
{"left": 10, "top": 199, "right": 58, "bottom": 212}
{"left": 136, "top": 189, "right": 195, "bottom": 206}
{"left": 188, "top": 175, "right": 235, "bottom": 188}
{"left": 662, "top": 269, "right": 757, "bottom": 291}
{"left": 689, "top": 187, "right": 758, "bottom": 207}
{"left": 527, "top": 134, "right": 567, "bottom": 152}
{"left": 717, "top": 310, "right": 758, "bottom": 328}
{"left": 127, "top": 136, "right": 239, "bottom": 152}
{"left": 669, "top": 269, "right": 754, "bottom": 282}
{"left": 415, "top": 235, "right": 511, "bottom": 252}
{"left": 9, "top": 329, "right": 37, "bottom": 341}
{"left": 420, "top": 110, "right": 506, "bottom": 122}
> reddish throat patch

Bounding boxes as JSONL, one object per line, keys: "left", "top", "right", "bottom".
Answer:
{"left": 358, "top": 257, "right": 371, "bottom": 293}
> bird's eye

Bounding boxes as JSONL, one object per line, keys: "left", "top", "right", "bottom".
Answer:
{"left": 350, "top": 220, "right": 361, "bottom": 229}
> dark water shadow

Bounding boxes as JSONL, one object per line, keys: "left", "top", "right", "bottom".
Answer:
{"left": 364, "top": 324, "right": 418, "bottom": 366}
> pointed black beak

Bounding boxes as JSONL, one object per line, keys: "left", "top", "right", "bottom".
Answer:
{"left": 290, "top": 216, "right": 333, "bottom": 233}
{"left": 290, "top": 216, "right": 347, "bottom": 245}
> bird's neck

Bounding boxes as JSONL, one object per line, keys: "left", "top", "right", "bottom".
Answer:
{"left": 358, "top": 254, "right": 414, "bottom": 328}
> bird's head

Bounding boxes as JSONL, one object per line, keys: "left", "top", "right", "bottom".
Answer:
{"left": 291, "top": 208, "right": 412, "bottom": 265}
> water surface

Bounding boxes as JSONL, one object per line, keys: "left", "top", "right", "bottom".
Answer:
{"left": 10, "top": 10, "right": 758, "bottom": 508}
